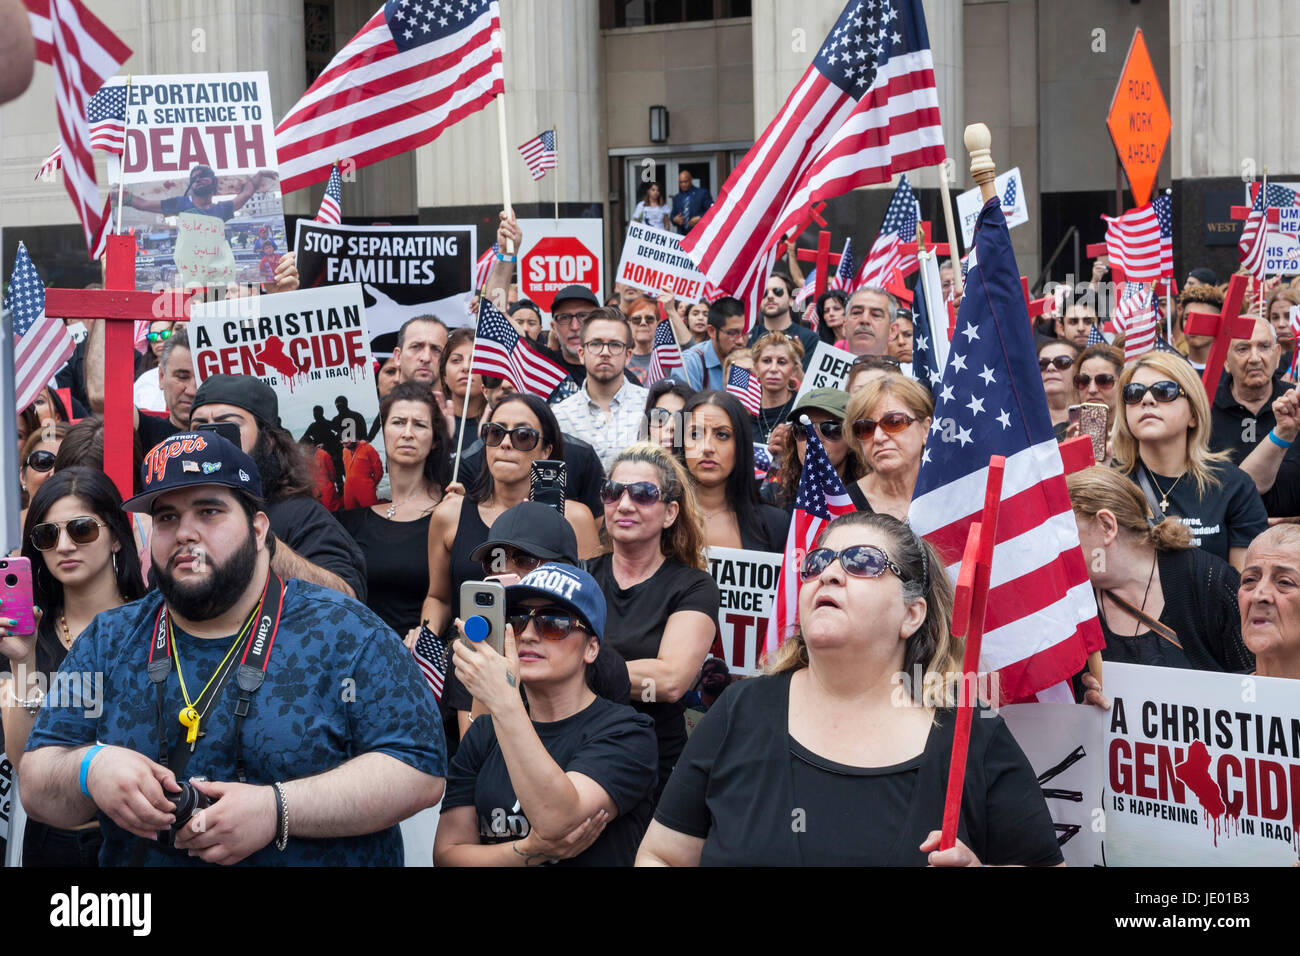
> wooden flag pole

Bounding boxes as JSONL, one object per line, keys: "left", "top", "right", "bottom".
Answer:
{"left": 451, "top": 294, "right": 483, "bottom": 486}
{"left": 936, "top": 161, "right": 964, "bottom": 297}
{"left": 552, "top": 124, "right": 559, "bottom": 224}
{"left": 114, "top": 75, "right": 132, "bottom": 233}
{"left": 494, "top": 27, "right": 515, "bottom": 255}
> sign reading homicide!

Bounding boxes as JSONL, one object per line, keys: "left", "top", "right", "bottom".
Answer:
{"left": 616, "top": 222, "right": 707, "bottom": 300}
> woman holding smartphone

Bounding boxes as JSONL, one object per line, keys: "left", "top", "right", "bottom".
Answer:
{"left": 0, "top": 467, "right": 145, "bottom": 866}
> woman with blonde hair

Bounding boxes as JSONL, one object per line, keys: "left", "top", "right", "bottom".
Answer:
{"left": 1112, "top": 350, "right": 1267, "bottom": 569}
{"left": 752, "top": 332, "right": 804, "bottom": 444}
{"left": 588, "top": 441, "right": 720, "bottom": 804}
{"left": 845, "top": 375, "right": 933, "bottom": 519}
{"left": 636, "top": 511, "right": 1062, "bottom": 867}
{"left": 1067, "top": 466, "right": 1252, "bottom": 674}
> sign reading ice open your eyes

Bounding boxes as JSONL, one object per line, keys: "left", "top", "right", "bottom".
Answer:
{"left": 706, "top": 547, "right": 782, "bottom": 677}
{"left": 616, "top": 222, "right": 707, "bottom": 300}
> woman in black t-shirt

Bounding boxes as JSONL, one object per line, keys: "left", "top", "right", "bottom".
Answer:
{"left": 436, "top": 564, "right": 658, "bottom": 866}
{"left": 637, "top": 511, "right": 1062, "bottom": 867}
{"left": 588, "top": 442, "right": 720, "bottom": 803}
{"left": 338, "top": 382, "right": 449, "bottom": 636}
{"left": 1114, "top": 352, "right": 1267, "bottom": 569}
{"left": 441, "top": 328, "right": 486, "bottom": 445}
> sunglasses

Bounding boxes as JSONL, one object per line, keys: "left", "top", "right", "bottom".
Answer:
{"left": 648, "top": 407, "right": 677, "bottom": 425}
{"left": 506, "top": 605, "right": 588, "bottom": 641}
{"left": 146, "top": 329, "right": 173, "bottom": 342}
{"left": 800, "top": 545, "right": 907, "bottom": 583}
{"left": 764, "top": 288, "right": 787, "bottom": 298}
{"left": 600, "top": 479, "right": 665, "bottom": 506}
{"left": 851, "top": 412, "right": 916, "bottom": 440}
{"left": 794, "top": 420, "right": 845, "bottom": 442}
{"left": 552, "top": 310, "right": 593, "bottom": 325}
{"left": 1121, "top": 380, "right": 1185, "bottom": 405}
{"left": 480, "top": 547, "right": 542, "bottom": 578}
{"left": 25, "top": 449, "right": 56, "bottom": 473}
{"left": 629, "top": 314, "right": 657, "bottom": 326}
{"left": 480, "top": 423, "right": 541, "bottom": 451}
{"left": 1039, "top": 355, "right": 1075, "bottom": 371}
{"left": 1074, "top": 372, "right": 1116, "bottom": 390}
{"left": 30, "top": 515, "right": 106, "bottom": 551}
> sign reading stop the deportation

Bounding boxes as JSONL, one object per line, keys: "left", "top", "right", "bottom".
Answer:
{"left": 516, "top": 218, "right": 604, "bottom": 312}
{"left": 1106, "top": 28, "right": 1170, "bottom": 208}
{"left": 616, "top": 222, "right": 708, "bottom": 301}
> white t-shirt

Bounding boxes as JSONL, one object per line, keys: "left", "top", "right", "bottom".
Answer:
{"left": 133, "top": 366, "right": 167, "bottom": 413}
{"left": 633, "top": 202, "right": 670, "bottom": 231}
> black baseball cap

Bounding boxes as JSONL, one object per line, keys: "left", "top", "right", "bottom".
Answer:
{"left": 123, "top": 432, "right": 263, "bottom": 513}
{"left": 1187, "top": 267, "right": 1218, "bottom": 286}
{"left": 550, "top": 285, "right": 600, "bottom": 312}
{"left": 469, "top": 501, "right": 578, "bottom": 565}
{"left": 192, "top": 374, "right": 280, "bottom": 427}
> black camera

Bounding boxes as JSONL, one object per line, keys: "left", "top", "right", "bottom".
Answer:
{"left": 158, "top": 778, "right": 211, "bottom": 846}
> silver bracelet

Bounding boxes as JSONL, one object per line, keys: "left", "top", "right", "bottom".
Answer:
{"left": 7, "top": 683, "right": 43, "bottom": 716}
{"left": 273, "top": 781, "right": 289, "bottom": 851}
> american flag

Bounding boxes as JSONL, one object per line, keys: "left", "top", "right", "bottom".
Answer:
{"left": 909, "top": 197, "right": 1103, "bottom": 704}
{"left": 27, "top": 0, "right": 131, "bottom": 254}
{"left": 36, "top": 82, "right": 127, "bottom": 179}
{"left": 829, "top": 238, "right": 856, "bottom": 291}
{"left": 518, "top": 128, "right": 557, "bottom": 181}
{"left": 726, "top": 364, "right": 763, "bottom": 415}
{"left": 6, "top": 242, "right": 76, "bottom": 412}
{"left": 763, "top": 419, "right": 857, "bottom": 659}
{"left": 753, "top": 443, "right": 773, "bottom": 481}
{"left": 1113, "top": 282, "right": 1158, "bottom": 361}
{"left": 473, "top": 241, "right": 498, "bottom": 292}
{"left": 910, "top": 258, "right": 943, "bottom": 388}
{"left": 274, "top": 0, "right": 504, "bottom": 194}
{"left": 858, "top": 174, "right": 921, "bottom": 289}
{"left": 646, "top": 319, "right": 684, "bottom": 384}
{"left": 702, "top": 281, "right": 729, "bottom": 303}
{"left": 1101, "top": 191, "right": 1173, "bottom": 283}
{"left": 471, "top": 297, "right": 569, "bottom": 397}
{"left": 1001, "top": 175, "right": 1017, "bottom": 215}
{"left": 314, "top": 162, "right": 344, "bottom": 225}
{"left": 682, "top": 0, "right": 945, "bottom": 331}
{"left": 411, "top": 622, "right": 450, "bottom": 703}
{"left": 1240, "top": 182, "right": 1299, "bottom": 279}
{"left": 794, "top": 267, "right": 818, "bottom": 309}
{"left": 1086, "top": 323, "right": 1107, "bottom": 347}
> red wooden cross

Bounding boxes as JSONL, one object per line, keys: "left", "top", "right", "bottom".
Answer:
{"left": 896, "top": 222, "right": 950, "bottom": 262}
{"left": 44, "top": 236, "right": 194, "bottom": 498}
{"left": 1020, "top": 276, "right": 1053, "bottom": 320}
{"left": 1182, "top": 272, "right": 1254, "bottom": 399}
{"left": 1059, "top": 435, "right": 1099, "bottom": 474}
{"left": 1231, "top": 182, "right": 1282, "bottom": 223}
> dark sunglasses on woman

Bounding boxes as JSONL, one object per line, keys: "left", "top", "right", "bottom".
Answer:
{"left": 25, "top": 449, "right": 57, "bottom": 473}
{"left": 629, "top": 314, "right": 657, "bottom": 326}
{"left": 480, "top": 422, "right": 541, "bottom": 450}
{"left": 1039, "top": 355, "right": 1074, "bottom": 371}
{"left": 795, "top": 420, "right": 844, "bottom": 442}
{"left": 1073, "top": 372, "right": 1116, "bottom": 390}
{"left": 599, "top": 479, "right": 665, "bottom": 506}
{"left": 851, "top": 411, "right": 915, "bottom": 440}
{"left": 145, "top": 329, "right": 173, "bottom": 342}
{"left": 30, "top": 516, "right": 106, "bottom": 551}
{"left": 506, "top": 605, "right": 589, "bottom": 641}
{"left": 1121, "top": 380, "right": 1185, "bottom": 405}
{"left": 799, "top": 545, "right": 908, "bottom": 583}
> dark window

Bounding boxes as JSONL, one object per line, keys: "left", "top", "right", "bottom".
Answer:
{"left": 604, "top": 0, "right": 750, "bottom": 29}
{"left": 305, "top": 1, "right": 336, "bottom": 87}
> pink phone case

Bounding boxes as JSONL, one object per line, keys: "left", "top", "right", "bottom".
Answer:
{"left": 0, "top": 558, "right": 37, "bottom": 635}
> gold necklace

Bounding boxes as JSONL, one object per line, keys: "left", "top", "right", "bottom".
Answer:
{"left": 1146, "top": 466, "right": 1183, "bottom": 512}
{"left": 59, "top": 614, "right": 73, "bottom": 649}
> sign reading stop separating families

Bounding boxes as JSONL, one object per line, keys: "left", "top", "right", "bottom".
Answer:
{"left": 615, "top": 222, "right": 707, "bottom": 300}
{"left": 1103, "top": 661, "right": 1300, "bottom": 866}
{"left": 706, "top": 546, "right": 782, "bottom": 677}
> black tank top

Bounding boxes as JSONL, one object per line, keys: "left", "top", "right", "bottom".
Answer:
{"left": 447, "top": 497, "right": 492, "bottom": 625}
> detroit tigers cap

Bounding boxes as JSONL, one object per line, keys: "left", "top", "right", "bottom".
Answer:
{"left": 122, "top": 431, "right": 263, "bottom": 514}
{"left": 505, "top": 563, "right": 606, "bottom": 643}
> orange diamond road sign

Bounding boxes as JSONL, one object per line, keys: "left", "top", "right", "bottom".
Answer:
{"left": 1106, "top": 28, "right": 1170, "bottom": 208}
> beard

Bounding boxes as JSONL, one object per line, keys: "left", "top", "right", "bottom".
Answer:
{"left": 155, "top": 528, "right": 259, "bottom": 622}
{"left": 191, "top": 181, "right": 217, "bottom": 198}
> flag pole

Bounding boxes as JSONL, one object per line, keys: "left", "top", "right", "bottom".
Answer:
{"left": 494, "top": 28, "right": 515, "bottom": 255}
{"left": 115, "top": 75, "right": 133, "bottom": 233}
{"left": 552, "top": 124, "right": 559, "bottom": 225}
{"left": 451, "top": 294, "right": 483, "bottom": 487}
{"left": 936, "top": 161, "right": 964, "bottom": 298}
{"left": 1259, "top": 167, "right": 1269, "bottom": 325}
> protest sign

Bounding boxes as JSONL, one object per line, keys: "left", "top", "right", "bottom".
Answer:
{"left": 1264, "top": 210, "right": 1300, "bottom": 274}
{"left": 706, "top": 546, "right": 782, "bottom": 677}
{"left": 615, "top": 222, "right": 707, "bottom": 300}
{"left": 516, "top": 218, "right": 604, "bottom": 312}
{"left": 295, "top": 221, "right": 476, "bottom": 335}
{"left": 1001, "top": 703, "right": 1107, "bottom": 868}
{"left": 957, "top": 166, "right": 1028, "bottom": 248}
{"left": 791, "top": 340, "right": 857, "bottom": 408}
{"left": 1103, "top": 661, "right": 1300, "bottom": 866}
{"left": 108, "top": 73, "right": 286, "bottom": 291}
{"left": 189, "top": 284, "right": 385, "bottom": 510}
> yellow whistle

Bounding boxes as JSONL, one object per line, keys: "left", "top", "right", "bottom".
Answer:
{"left": 179, "top": 706, "right": 200, "bottom": 745}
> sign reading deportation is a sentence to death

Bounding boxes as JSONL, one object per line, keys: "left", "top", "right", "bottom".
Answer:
{"left": 616, "top": 222, "right": 708, "bottom": 300}
{"left": 791, "top": 340, "right": 858, "bottom": 408}
{"left": 706, "top": 546, "right": 782, "bottom": 677}
{"left": 295, "top": 221, "right": 476, "bottom": 336}
{"left": 1103, "top": 661, "right": 1300, "bottom": 866}
{"left": 189, "top": 285, "right": 388, "bottom": 512}
{"left": 108, "top": 73, "right": 286, "bottom": 291}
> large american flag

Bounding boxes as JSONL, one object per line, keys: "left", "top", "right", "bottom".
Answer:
{"left": 646, "top": 319, "right": 684, "bottom": 384}
{"left": 412, "top": 622, "right": 450, "bottom": 703}
{"left": 36, "top": 82, "right": 127, "bottom": 179}
{"left": 682, "top": 0, "right": 945, "bottom": 329}
{"left": 909, "top": 197, "right": 1103, "bottom": 704}
{"left": 1112, "top": 281, "right": 1158, "bottom": 361}
{"left": 314, "top": 162, "right": 344, "bottom": 225}
{"left": 518, "top": 129, "right": 557, "bottom": 181}
{"left": 726, "top": 363, "right": 763, "bottom": 415}
{"left": 1240, "top": 182, "right": 1299, "bottom": 279}
{"left": 6, "top": 242, "right": 76, "bottom": 412}
{"left": 274, "top": 0, "right": 504, "bottom": 194}
{"left": 1100, "top": 191, "right": 1173, "bottom": 283}
{"left": 857, "top": 174, "right": 921, "bottom": 289}
{"left": 26, "top": 0, "right": 131, "bottom": 254}
{"left": 763, "top": 420, "right": 857, "bottom": 659}
{"left": 471, "top": 298, "right": 569, "bottom": 397}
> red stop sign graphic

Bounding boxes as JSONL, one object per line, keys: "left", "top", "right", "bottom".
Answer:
{"left": 521, "top": 237, "right": 599, "bottom": 311}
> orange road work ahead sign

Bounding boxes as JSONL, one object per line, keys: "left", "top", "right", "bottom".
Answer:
{"left": 1106, "top": 28, "right": 1170, "bottom": 207}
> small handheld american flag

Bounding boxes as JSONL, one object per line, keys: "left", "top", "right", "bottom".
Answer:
{"left": 1113, "top": 282, "right": 1157, "bottom": 361}
{"left": 471, "top": 297, "right": 570, "bottom": 397}
{"left": 411, "top": 621, "right": 450, "bottom": 703}
{"left": 858, "top": 174, "right": 922, "bottom": 289}
{"left": 1240, "top": 183, "right": 1299, "bottom": 279}
{"left": 474, "top": 242, "right": 498, "bottom": 293}
{"left": 314, "top": 162, "right": 343, "bottom": 225}
{"left": 726, "top": 364, "right": 763, "bottom": 416}
{"left": 829, "top": 238, "right": 855, "bottom": 292}
{"left": 36, "top": 82, "right": 127, "bottom": 179}
{"left": 6, "top": 242, "right": 75, "bottom": 412}
{"left": 519, "top": 128, "right": 557, "bottom": 181}
{"left": 1101, "top": 191, "right": 1173, "bottom": 283}
{"left": 1001, "top": 176, "right": 1017, "bottom": 216}
{"left": 646, "top": 319, "right": 684, "bottom": 384}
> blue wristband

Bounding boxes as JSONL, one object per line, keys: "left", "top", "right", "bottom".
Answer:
{"left": 495, "top": 252, "right": 517, "bottom": 263}
{"left": 1268, "top": 429, "right": 1294, "bottom": 449}
{"left": 79, "top": 744, "right": 104, "bottom": 798}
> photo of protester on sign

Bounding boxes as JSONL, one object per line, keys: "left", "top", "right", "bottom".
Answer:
{"left": 107, "top": 72, "right": 286, "bottom": 290}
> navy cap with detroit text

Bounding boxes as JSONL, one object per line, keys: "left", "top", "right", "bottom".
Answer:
{"left": 505, "top": 563, "right": 606, "bottom": 643}
{"left": 122, "top": 432, "right": 263, "bottom": 513}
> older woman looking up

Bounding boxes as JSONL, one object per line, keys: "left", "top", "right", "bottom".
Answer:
{"left": 844, "top": 375, "right": 933, "bottom": 520}
{"left": 1239, "top": 525, "right": 1300, "bottom": 680}
{"left": 636, "top": 511, "right": 1062, "bottom": 867}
